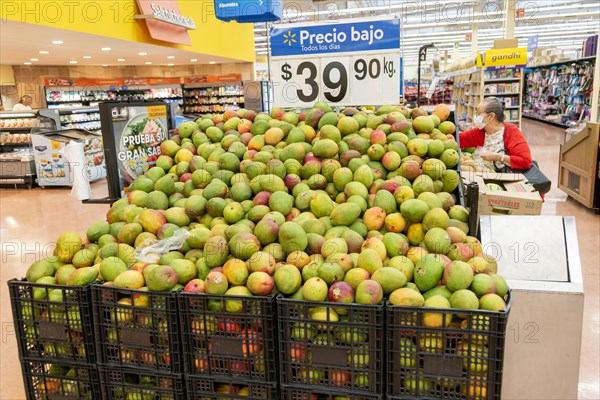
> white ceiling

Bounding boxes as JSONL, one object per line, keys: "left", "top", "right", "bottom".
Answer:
{"left": 0, "top": 20, "right": 243, "bottom": 66}
{"left": 254, "top": 0, "right": 600, "bottom": 67}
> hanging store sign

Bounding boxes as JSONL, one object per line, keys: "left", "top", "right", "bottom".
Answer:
{"left": 135, "top": 0, "right": 195, "bottom": 45}
{"left": 215, "top": 0, "right": 282, "bottom": 23}
{"left": 485, "top": 47, "right": 527, "bottom": 69}
{"left": 270, "top": 17, "right": 401, "bottom": 107}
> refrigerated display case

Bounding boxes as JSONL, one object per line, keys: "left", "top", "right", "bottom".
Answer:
{"left": 58, "top": 107, "right": 101, "bottom": 134}
{"left": 0, "top": 109, "right": 60, "bottom": 187}
{"left": 31, "top": 129, "right": 106, "bottom": 187}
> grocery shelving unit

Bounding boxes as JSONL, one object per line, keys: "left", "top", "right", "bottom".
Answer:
{"left": 523, "top": 56, "right": 595, "bottom": 128}
{"left": 44, "top": 84, "right": 183, "bottom": 109}
{"left": 182, "top": 81, "right": 245, "bottom": 114}
{"left": 448, "top": 67, "right": 484, "bottom": 131}
{"left": 0, "top": 109, "right": 61, "bottom": 187}
{"left": 483, "top": 67, "right": 524, "bottom": 128}
{"left": 58, "top": 107, "right": 101, "bottom": 134}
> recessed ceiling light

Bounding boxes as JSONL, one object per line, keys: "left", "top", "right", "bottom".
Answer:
{"left": 30, "top": 58, "right": 39, "bottom": 61}
{"left": 39, "top": 51, "right": 49, "bottom": 54}
{"left": 209, "top": 61, "right": 216, "bottom": 64}
{"left": 117, "top": 58, "right": 126, "bottom": 62}
{"left": 145, "top": 61, "right": 152, "bottom": 65}
{"left": 52, "top": 40, "right": 63, "bottom": 45}
{"left": 139, "top": 52, "right": 147, "bottom": 56}
{"left": 102, "top": 64, "right": 109, "bottom": 67}
{"left": 24, "top": 62, "right": 32, "bottom": 65}
{"left": 70, "top": 60, "right": 78, "bottom": 64}
{"left": 82, "top": 56, "right": 92, "bottom": 59}
{"left": 167, "top": 63, "right": 174, "bottom": 66}
{"left": 101, "top": 47, "right": 111, "bottom": 51}
{"left": 167, "top": 56, "right": 175, "bottom": 59}
{"left": 190, "top": 59, "right": 198, "bottom": 62}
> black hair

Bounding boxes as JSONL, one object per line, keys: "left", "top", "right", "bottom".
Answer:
{"left": 482, "top": 97, "right": 505, "bottom": 122}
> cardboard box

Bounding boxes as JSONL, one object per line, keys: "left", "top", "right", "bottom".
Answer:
{"left": 493, "top": 38, "right": 519, "bottom": 49}
{"left": 462, "top": 171, "right": 543, "bottom": 216}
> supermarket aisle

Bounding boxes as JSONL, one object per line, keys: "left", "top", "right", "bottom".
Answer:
{"left": 0, "top": 120, "right": 598, "bottom": 399}
{"left": 523, "top": 118, "right": 600, "bottom": 400}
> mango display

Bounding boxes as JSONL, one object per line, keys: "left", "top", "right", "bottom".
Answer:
{"left": 19, "top": 102, "right": 510, "bottom": 398}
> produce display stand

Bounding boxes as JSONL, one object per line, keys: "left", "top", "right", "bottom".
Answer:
{"left": 92, "top": 285, "right": 182, "bottom": 373}
{"left": 386, "top": 296, "right": 511, "bottom": 399}
{"left": 178, "top": 292, "right": 278, "bottom": 382}
{"left": 8, "top": 279, "right": 97, "bottom": 364}
{"left": 558, "top": 122, "right": 600, "bottom": 212}
{"left": 20, "top": 359, "right": 101, "bottom": 400}
{"left": 479, "top": 216, "right": 584, "bottom": 400}
{"left": 277, "top": 298, "right": 384, "bottom": 395}
{"left": 98, "top": 367, "right": 185, "bottom": 400}
{"left": 185, "top": 376, "right": 278, "bottom": 399}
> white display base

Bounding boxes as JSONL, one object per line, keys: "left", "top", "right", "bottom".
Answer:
{"left": 480, "top": 216, "right": 584, "bottom": 400}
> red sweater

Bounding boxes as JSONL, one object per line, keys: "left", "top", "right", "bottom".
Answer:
{"left": 459, "top": 123, "right": 532, "bottom": 170}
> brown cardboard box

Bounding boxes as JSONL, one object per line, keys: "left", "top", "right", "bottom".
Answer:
{"left": 462, "top": 171, "right": 543, "bottom": 216}
{"left": 493, "top": 38, "right": 519, "bottom": 49}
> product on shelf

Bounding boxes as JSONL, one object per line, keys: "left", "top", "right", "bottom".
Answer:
{"left": 45, "top": 86, "right": 184, "bottom": 108}
{"left": 0, "top": 118, "right": 40, "bottom": 128}
{"left": 523, "top": 57, "right": 595, "bottom": 127}
{"left": 182, "top": 82, "right": 245, "bottom": 114}
{"left": 0, "top": 133, "right": 31, "bottom": 144}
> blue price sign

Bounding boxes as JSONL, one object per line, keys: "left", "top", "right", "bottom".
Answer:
{"left": 270, "top": 18, "right": 401, "bottom": 107}
{"left": 215, "top": 0, "right": 282, "bottom": 23}
{"left": 270, "top": 19, "right": 400, "bottom": 57}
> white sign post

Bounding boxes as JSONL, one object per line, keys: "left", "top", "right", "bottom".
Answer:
{"left": 269, "top": 18, "right": 401, "bottom": 108}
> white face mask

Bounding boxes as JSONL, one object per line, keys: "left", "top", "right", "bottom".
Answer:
{"left": 474, "top": 114, "right": 487, "bottom": 129}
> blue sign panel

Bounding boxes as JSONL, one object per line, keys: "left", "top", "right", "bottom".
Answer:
{"left": 270, "top": 19, "right": 400, "bottom": 57}
{"left": 527, "top": 34, "right": 539, "bottom": 52}
{"left": 215, "top": 0, "right": 282, "bottom": 23}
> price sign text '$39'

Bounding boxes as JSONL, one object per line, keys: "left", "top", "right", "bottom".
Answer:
{"left": 277, "top": 55, "right": 397, "bottom": 105}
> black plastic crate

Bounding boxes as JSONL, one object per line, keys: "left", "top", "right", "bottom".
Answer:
{"left": 281, "top": 384, "right": 383, "bottom": 400}
{"left": 20, "top": 359, "right": 101, "bottom": 400}
{"left": 278, "top": 298, "right": 384, "bottom": 394}
{"left": 179, "top": 292, "right": 278, "bottom": 382}
{"left": 99, "top": 366, "right": 185, "bottom": 400}
{"left": 386, "top": 293, "right": 512, "bottom": 399}
{"left": 185, "top": 375, "right": 278, "bottom": 399}
{"left": 8, "top": 279, "right": 96, "bottom": 364}
{"left": 92, "top": 284, "right": 182, "bottom": 372}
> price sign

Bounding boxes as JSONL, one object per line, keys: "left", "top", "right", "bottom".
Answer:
{"left": 270, "top": 18, "right": 401, "bottom": 107}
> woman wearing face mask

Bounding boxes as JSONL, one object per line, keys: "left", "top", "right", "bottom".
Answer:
{"left": 460, "top": 97, "right": 532, "bottom": 172}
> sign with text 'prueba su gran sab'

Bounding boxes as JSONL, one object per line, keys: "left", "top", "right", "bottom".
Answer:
{"left": 270, "top": 18, "right": 401, "bottom": 108}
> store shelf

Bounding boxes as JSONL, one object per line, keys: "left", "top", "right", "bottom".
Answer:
{"left": 0, "top": 142, "right": 31, "bottom": 146}
{"left": 528, "top": 55, "right": 596, "bottom": 70}
{"left": 523, "top": 114, "right": 569, "bottom": 128}
{"left": 485, "top": 93, "right": 520, "bottom": 96}
{"left": 485, "top": 78, "right": 522, "bottom": 83}
{"left": 0, "top": 127, "right": 33, "bottom": 131}
{"left": 505, "top": 106, "right": 520, "bottom": 110}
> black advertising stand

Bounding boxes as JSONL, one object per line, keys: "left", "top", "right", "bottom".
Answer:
{"left": 83, "top": 101, "right": 168, "bottom": 204}
{"left": 417, "top": 43, "right": 437, "bottom": 106}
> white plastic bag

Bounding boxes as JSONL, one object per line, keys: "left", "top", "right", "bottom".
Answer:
{"left": 135, "top": 228, "right": 190, "bottom": 263}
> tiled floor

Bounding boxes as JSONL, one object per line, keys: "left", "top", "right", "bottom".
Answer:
{"left": 0, "top": 118, "right": 598, "bottom": 399}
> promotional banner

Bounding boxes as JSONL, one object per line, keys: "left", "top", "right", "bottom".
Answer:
{"left": 484, "top": 48, "right": 528, "bottom": 69}
{"left": 100, "top": 102, "right": 168, "bottom": 198}
{"left": 270, "top": 18, "right": 401, "bottom": 107}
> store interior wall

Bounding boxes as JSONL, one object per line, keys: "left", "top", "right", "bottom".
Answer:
{"left": 10, "top": 63, "right": 255, "bottom": 109}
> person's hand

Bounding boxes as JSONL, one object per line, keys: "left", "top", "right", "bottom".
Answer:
{"left": 480, "top": 152, "right": 501, "bottom": 162}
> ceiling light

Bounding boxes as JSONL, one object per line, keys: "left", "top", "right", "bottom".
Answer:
{"left": 70, "top": 60, "right": 78, "bottom": 64}
{"left": 209, "top": 61, "right": 216, "bottom": 64}
{"left": 52, "top": 40, "right": 63, "bottom": 45}
{"left": 145, "top": 61, "right": 152, "bottom": 65}
{"left": 82, "top": 56, "right": 92, "bottom": 59}
{"left": 190, "top": 59, "right": 198, "bottom": 62}
{"left": 139, "top": 52, "right": 147, "bottom": 56}
{"left": 167, "top": 63, "right": 174, "bottom": 66}
{"left": 167, "top": 56, "right": 175, "bottom": 59}
{"left": 39, "top": 51, "right": 49, "bottom": 54}
{"left": 117, "top": 58, "right": 126, "bottom": 62}
{"left": 102, "top": 64, "right": 109, "bottom": 67}
{"left": 30, "top": 58, "right": 39, "bottom": 61}
{"left": 24, "top": 62, "right": 32, "bottom": 65}
{"left": 101, "top": 47, "right": 111, "bottom": 51}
